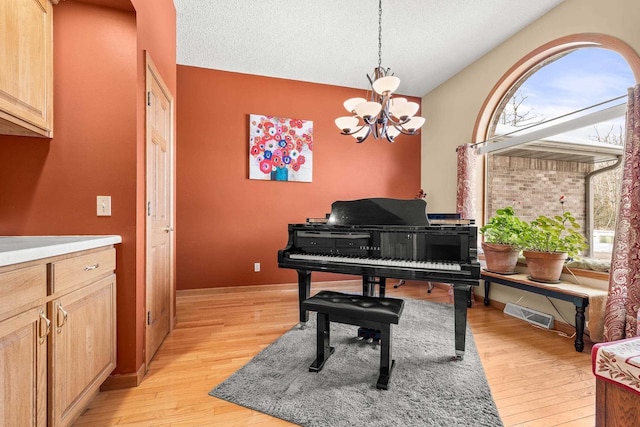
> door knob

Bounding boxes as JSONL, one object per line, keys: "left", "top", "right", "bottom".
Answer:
{"left": 164, "top": 225, "right": 174, "bottom": 233}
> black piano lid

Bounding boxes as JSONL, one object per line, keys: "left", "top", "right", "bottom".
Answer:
{"left": 327, "top": 198, "right": 429, "bottom": 226}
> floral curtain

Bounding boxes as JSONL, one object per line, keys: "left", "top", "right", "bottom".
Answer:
{"left": 603, "top": 84, "right": 640, "bottom": 341}
{"left": 456, "top": 143, "right": 477, "bottom": 219}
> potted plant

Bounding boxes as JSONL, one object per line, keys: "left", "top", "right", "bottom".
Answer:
{"left": 521, "top": 209, "right": 588, "bottom": 282}
{"left": 480, "top": 206, "right": 527, "bottom": 274}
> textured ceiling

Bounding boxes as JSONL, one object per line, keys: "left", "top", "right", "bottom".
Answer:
{"left": 174, "top": 0, "right": 564, "bottom": 97}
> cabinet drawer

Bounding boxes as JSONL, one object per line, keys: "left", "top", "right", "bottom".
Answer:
{"left": 50, "top": 248, "right": 115, "bottom": 295}
{"left": 0, "top": 264, "right": 46, "bottom": 321}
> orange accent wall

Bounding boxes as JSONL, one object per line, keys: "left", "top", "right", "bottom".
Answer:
{"left": 0, "top": 0, "right": 176, "bottom": 378}
{"left": 0, "top": 1, "right": 139, "bottom": 372}
{"left": 176, "top": 66, "right": 422, "bottom": 289}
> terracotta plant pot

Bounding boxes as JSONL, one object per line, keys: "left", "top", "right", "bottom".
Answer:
{"left": 481, "top": 242, "right": 520, "bottom": 274}
{"left": 523, "top": 250, "right": 568, "bottom": 282}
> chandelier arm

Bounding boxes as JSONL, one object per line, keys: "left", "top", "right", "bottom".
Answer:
{"left": 356, "top": 125, "right": 373, "bottom": 143}
{"left": 382, "top": 112, "right": 412, "bottom": 126}
{"left": 392, "top": 125, "right": 420, "bottom": 136}
{"left": 380, "top": 94, "right": 416, "bottom": 125}
{"left": 339, "top": 123, "right": 369, "bottom": 136}
{"left": 360, "top": 114, "right": 378, "bottom": 126}
{"left": 374, "top": 120, "right": 384, "bottom": 140}
{"left": 339, "top": 124, "right": 375, "bottom": 142}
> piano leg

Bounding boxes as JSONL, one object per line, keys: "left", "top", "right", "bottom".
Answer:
{"left": 453, "top": 284, "right": 471, "bottom": 360}
{"left": 363, "top": 276, "right": 373, "bottom": 296}
{"left": 297, "top": 270, "right": 311, "bottom": 323}
{"left": 362, "top": 276, "right": 386, "bottom": 297}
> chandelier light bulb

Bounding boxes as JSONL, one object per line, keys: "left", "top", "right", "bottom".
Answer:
{"left": 402, "top": 116, "right": 426, "bottom": 132}
{"left": 354, "top": 101, "right": 382, "bottom": 120}
{"left": 343, "top": 97, "right": 367, "bottom": 113}
{"left": 390, "top": 97, "right": 407, "bottom": 105}
{"left": 335, "top": 116, "right": 360, "bottom": 133}
{"left": 352, "top": 126, "right": 370, "bottom": 142}
{"left": 372, "top": 75, "right": 400, "bottom": 95}
{"left": 389, "top": 101, "right": 420, "bottom": 120}
{"left": 386, "top": 126, "right": 401, "bottom": 141}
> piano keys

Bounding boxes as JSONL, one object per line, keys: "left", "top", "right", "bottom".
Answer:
{"left": 281, "top": 225, "right": 479, "bottom": 284}
{"left": 277, "top": 197, "right": 481, "bottom": 358}
{"left": 288, "top": 253, "right": 463, "bottom": 271}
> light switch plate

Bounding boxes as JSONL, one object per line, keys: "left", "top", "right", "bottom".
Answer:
{"left": 97, "top": 196, "right": 111, "bottom": 216}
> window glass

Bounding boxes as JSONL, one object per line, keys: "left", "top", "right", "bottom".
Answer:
{"left": 487, "top": 48, "right": 634, "bottom": 260}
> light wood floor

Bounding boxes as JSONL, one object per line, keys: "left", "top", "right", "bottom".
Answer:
{"left": 74, "top": 281, "right": 595, "bottom": 426}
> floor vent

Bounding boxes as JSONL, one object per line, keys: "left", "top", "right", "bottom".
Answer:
{"left": 503, "top": 303, "right": 554, "bottom": 329}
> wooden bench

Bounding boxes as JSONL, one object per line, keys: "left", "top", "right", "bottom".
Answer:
{"left": 301, "top": 290, "right": 404, "bottom": 390}
{"left": 481, "top": 270, "right": 608, "bottom": 352}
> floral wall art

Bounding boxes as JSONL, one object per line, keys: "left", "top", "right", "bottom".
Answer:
{"left": 249, "top": 114, "right": 313, "bottom": 182}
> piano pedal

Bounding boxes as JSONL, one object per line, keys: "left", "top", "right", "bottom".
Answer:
{"left": 357, "top": 327, "right": 381, "bottom": 344}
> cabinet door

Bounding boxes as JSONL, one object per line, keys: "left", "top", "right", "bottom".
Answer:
{"left": 0, "top": 306, "right": 48, "bottom": 427}
{"left": 49, "top": 274, "right": 116, "bottom": 427}
{"left": 0, "top": 0, "right": 53, "bottom": 137}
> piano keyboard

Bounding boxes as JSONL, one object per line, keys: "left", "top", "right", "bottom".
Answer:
{"left": 288, "top": 253, "right": 462, "bottom": 271}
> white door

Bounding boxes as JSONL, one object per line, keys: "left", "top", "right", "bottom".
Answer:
{"left": 145, "top": 52, "right": 174, "bottom": 366}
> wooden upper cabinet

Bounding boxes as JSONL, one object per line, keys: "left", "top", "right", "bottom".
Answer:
{"left": 0, "top": 0, "right": 54, "bottom": 138}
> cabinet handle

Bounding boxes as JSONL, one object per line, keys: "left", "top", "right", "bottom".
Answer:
{"left": 39, "top": 310, "right": 51, "bottom": 344}
{"left": 56, "top": 304, "right": 68, "bottom": 332}
{"left": 84, "top": 263, "right": 100, "bottom": 271}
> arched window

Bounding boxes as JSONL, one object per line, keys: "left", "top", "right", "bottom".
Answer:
{"left": 474, "top": 35, "right": 640, "bottom": 261}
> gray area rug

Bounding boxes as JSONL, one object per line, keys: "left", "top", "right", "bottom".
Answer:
{"left": 210, "top": 298, "right": 503, "bottom": 426}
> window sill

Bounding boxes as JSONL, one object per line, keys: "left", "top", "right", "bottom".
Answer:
{"left": 478, "top": 254, "right": 610, "bottom": 285}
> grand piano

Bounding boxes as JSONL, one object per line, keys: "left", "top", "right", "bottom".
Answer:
{"left": 278, "top": 197, "right": 481, "bottom": 358}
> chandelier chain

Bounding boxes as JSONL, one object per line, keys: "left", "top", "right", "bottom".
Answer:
{"left": 378, "top": 0, "right": 382, "bottom": 69}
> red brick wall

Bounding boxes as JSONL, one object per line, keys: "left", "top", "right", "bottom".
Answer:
{"left": 486, "top": 155, "right": 592, "bottom": 227}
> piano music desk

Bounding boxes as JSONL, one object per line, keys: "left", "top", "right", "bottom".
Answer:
{"left": 481, "top": 270, "right": 608, "bottom": 352}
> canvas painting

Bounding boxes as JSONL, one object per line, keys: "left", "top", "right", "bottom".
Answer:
{"left": 249, "top": 114, "right": 313, "bottom": 182}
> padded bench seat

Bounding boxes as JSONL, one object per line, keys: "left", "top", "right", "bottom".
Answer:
{"left": 301, "top": 290, "right": 404, "bottom": 390}
{"left": 301, "top": 290, "right": 404, "bottom": 324}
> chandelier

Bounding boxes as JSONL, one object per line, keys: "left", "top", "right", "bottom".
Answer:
{"left": 335, "top": 0, "right": 425, "bottom": 143}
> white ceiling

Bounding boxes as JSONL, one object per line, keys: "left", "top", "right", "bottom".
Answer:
{"left": 174, "top": 0, "right": 564, "bottom": 97}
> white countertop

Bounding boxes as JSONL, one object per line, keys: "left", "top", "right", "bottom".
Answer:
{"left": 0, "top": 236, "right": 122, "bottom": 267}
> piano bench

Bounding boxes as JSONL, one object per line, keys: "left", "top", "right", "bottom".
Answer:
{"left": 301, "top": 290, "right": 404, "bottom": 390}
